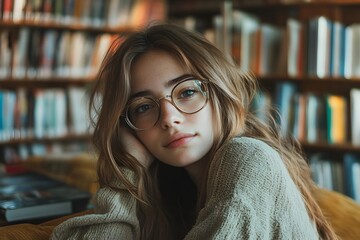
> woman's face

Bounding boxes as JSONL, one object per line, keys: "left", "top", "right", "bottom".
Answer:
{"left": 130, "top": 50, "right": 214, "bottom": 169}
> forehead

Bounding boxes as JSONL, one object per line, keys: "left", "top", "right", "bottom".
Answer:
{"left": 130, "top": 50, "right": 188, "bottom": 94}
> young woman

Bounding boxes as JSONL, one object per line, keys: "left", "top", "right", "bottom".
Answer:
{"left": 51, "top": 23, "right": 337, "bottom": 239}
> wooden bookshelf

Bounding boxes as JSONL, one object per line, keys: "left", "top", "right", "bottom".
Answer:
{"left": 0, "top": 78, "right": 95, "bottom": 88}
{"left": 0, "top": 134, "right": 92, "bottom": 146}
{"left": 0, "top": 0, "right": 166, "bottom": 171}
{"left": 167, "top": 0, "right": 360, "bottom": 199}
{"left": 302, "top": 142, "right": 360, "bottom": 153}
{"left": 0, "top": 21, "right": 136, "bottom": 34}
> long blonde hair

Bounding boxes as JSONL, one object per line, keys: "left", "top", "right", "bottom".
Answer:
{"left": 89, "top": 23, "right": 338, "bottom": 239}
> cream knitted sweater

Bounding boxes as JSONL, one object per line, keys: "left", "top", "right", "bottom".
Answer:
{"left": 50, "top": 137, "right": 319, "bottom": 239}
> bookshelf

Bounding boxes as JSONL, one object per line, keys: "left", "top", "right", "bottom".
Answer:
{"left": 167, "top": 0, "right": 360, "bottom": 201}
{"left": 0, "top": 0, "right": 166, "bottom": 171}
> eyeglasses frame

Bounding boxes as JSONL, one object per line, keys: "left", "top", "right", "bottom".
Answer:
{"left": 124, "top": 77, "right": 210, "bottom": 131}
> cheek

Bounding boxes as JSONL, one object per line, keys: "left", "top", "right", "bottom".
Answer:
{"left": 135, "top": 131, "right": 158, "bottom": 150}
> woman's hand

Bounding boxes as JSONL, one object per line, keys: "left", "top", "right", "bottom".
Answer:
{"left": 119, "top": 127, "right": 154, "bottom": 168}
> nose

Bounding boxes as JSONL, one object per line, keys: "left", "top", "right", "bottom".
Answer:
{"left": 158, "top": 99, "right": 183, "bottom": 129}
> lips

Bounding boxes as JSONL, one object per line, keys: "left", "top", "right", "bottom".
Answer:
{"left": 164, "top": 133, "right": 196, "bottom": 148}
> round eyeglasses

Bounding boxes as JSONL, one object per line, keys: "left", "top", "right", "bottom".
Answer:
{"left": 125, "top": 78, "right": 209, "bottom": 131}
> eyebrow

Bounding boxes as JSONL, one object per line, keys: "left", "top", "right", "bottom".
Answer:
{"left": 129, "top": 74, "right": 195, "bottom": 99}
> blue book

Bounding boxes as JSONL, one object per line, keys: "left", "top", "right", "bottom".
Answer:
{"left": 274, "top": 82, "right": 297, "bottom": 136}
{"left": 343, "top": 154, "right": 360, "bottom": 199}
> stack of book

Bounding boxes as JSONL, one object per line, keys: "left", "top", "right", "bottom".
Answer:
{"left": 0, "top": 172, "right": 91, "bottom": 224}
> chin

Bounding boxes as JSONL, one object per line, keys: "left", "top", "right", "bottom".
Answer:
{"left": 163, "top": 159, "right": 197, "bottom": 168}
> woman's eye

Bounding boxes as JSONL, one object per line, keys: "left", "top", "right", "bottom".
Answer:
{"left": 135, "top": 104, "right": 154, "bottom": 114}
{"left": 179, "top": 89, "right": 197, "bottom": 98}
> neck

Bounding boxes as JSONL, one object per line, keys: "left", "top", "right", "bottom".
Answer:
{"left": 185, "top": 156, "right": 209, "bottom": 193}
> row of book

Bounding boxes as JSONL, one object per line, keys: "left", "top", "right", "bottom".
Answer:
{"left": 0, "top": 0, "right": 165, "bottom": 27}
{"left": 251, "top": 83, "right": 360, "bottom": 146}
{"left": 1, "top": 141, "right": 89, "bottom": 165}
{"left": 178, "top": 10, "right": 360, "bottom": 78}
{"left": 0, "top": 87, "right": 90, "bottom": 142}
{"left": 232, "top": 12, "right": 360, "bottom": 78}
{"left": 310, "top": 153, "right": 360, "bottom": 202}
{"left": 0, "top": 28, "right": 115, "bottom": 79}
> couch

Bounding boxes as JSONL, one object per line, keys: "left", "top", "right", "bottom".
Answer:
{"left": 1, "top": 154, "right": 360, "bottom": 239}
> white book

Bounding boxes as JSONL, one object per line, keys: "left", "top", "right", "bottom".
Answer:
{"left": 232, "top": 10, "right": 260, "bottom": 73}
{"left": 351, "top": 89, "right": 360, "bottom": 145}
{"left": 12, "top": 0, "right": 26, "bottom": 21}
{"left": 306, "top": 94, "right": 319, "bottom": 143}
{"left": 68, "top": 87, "right": 90, "bottom": 135}
{"left": 90, "top": 34, "right": 112, "bottom": 76}
{"left": 222, "top": 1, "right": 233, "bottom": 60}
{"left": 34, "top": 91, "right": 45, "bottom": 138}
{"left": 316, "top": 16, "right": 332, "bottom": 78}
{"left": 55, "top": 32, "right": 72, "bottom": 77}
{"left": 43, "top": 90, "right": 55, "bottom": 137}
{"left": 107, "top": 0, "right": 133, "bottom": 26}
{"left": 69, "top": 33, "right": 86, "bottom": 77}
{"left": 287, "top": 19, "right": 302, "bottom": 77}
{"left": 3, "top": 91, "right": 17, "bottom": 141}
{"left": 54, "top": 90, "right": 67, "bottom": 137}
{"left": 213, "top": 15, "right": 224, "bottom": 53}
{"left": 344, "top": 25, "right": 354, "bottom": 79}
{"left": 13, "top": 27, "right": 30, "bottom": 78}
{"left": 82, "top": 36, "right": 96, "bottom": 77}
{"left": 258, "top": 24, "right": 282, "bottom": 76}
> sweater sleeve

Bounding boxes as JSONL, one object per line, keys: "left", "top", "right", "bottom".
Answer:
{"left": 184, "top": 137, "right": 319, "bottom": 240}
{"left": 50, "top": 169, "right": 140, "bottom": 240}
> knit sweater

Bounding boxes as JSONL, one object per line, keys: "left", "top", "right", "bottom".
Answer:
{"left": 50, "top": 137, "right": 319, "bottom": 239}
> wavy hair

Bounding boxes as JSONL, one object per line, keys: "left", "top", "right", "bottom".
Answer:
{"left": 89, "top": 23, "right": 338, "bottom": 239}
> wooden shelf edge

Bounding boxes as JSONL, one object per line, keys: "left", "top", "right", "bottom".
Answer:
{"left": 0, "top": 134, "right": 92, "bottom": 146}
{"left": 257, "top": 76, "right": 360, "bottom": 88}
{"left": 0, "top": 78, "right": 96, "bottom": 88}
{"left": 168, "top": 2, "right": 222, "bottom": 16}
{"left": 0, "top": 20, "right": 136, "bottom": 34}
{"left": 301, "top": 142, "right": 360, "bottom": 153}
{"left": 236, "top": 0, "right": 360, "bottom": 9}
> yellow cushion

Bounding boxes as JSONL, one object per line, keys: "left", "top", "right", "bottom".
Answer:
{"left": 313, "top": 188, "right": 360, "bottom": 240}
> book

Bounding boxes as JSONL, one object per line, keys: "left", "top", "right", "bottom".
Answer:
{"left": 329, "top": 21, "right": 346, "bottom": 77}
{"left": 0, "top": 172, "right": 91, "bottom": 223}
{"left": 326, "top": 95, "right": 347, "bottom": 144}
{"left": 309, "top": 153, "right": 344, "bottom": 193}
{"left": 256, "top": 23, "right": 282, "bottom": 76}
{"left": 351, "top": 89, "right": 360, "bottom": 146}
{"left": 307, "top": 16, "right": 332, "bottom": 78}
{"left": 274, "top": 82, "right": 297, "bottom": 136}
{"left": 344, "top": 154, "right": 360, "bottom": 201}
{"left": 232, "top": 10, "right": 260, "bottom": 73}
{"left": 286, "top": 18, "right": 303, "bottom": 77}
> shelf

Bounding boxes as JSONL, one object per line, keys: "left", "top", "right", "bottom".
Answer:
{"left": 257, "top": 76, "right": 360, "bottom": 94}
{"left": 0, "top": 134, "right": 92, "bottom": 146}
{"left": 0, "top": 20, "right": 136, "bottom": 34}
{"left": 168, "top": 1, "right": 222, "bottom": 16}
{"left": 236, "top": 0, "right": 360, "bottom": 9}
{"left": 302, "top": 142, "right": 360, "bottom": 153}
{"left": 0, "top": 78, "right": 95, "bottom": 88}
